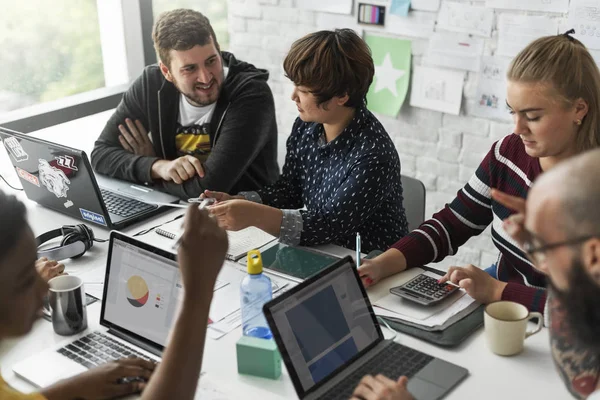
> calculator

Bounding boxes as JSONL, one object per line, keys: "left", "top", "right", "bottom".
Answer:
{"left": 389, "top": 272, "right": 459, "bottom": 306}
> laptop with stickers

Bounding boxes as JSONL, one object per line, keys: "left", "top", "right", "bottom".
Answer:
{"left": 0, "top": 127, "right": 179, "bottom": 229}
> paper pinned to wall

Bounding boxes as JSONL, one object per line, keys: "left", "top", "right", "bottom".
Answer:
{"left": 568, "top": 0, "right": 600, "bottom": 50}
{"left": 485, "top": 0, "right": 569, "bottom": 13}
{"left": 425, "top": 32, "right": 484, "bottom": 72}
{"left": 471, "top": 56, "right": 512, "bottom": 121}
{"left": 390, "top": 0, "right": 411, "bottom": 16}
{"left": 436, "top": 1, "right": 494, "bottom": 37}
{"left": 365, "top": 33, "right": 412, "bottom": 117}
{"left": 411, "top": 0, "right": 440, "bottom": 11}
{"left": 591, "top": 49, "right": 600, "bottom": 67}
{"left": 382, "top": 10, "right": 437, "bottom": 38}
{"left": 296, "top": 0, "right": 353, "bottom": 14}
{"left": 497, "top": 15, "right": 559, "bottom": 58}
{"left": 316, "top": 12, "right": 360, "bottom": 32}
{"left": 409, "top": 65, "right": 465, "bottom": 115}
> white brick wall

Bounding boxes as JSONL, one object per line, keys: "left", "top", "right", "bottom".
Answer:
{"left": 225, "top": 0, "right": 568, "bottom": 269}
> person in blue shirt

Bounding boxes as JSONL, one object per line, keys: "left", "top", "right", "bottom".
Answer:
{"left": 202, "top": 29, "right": 408, "bottom": 253}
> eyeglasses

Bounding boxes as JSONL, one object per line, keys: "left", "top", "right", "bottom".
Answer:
{"left": 522, "top": 230, "right": 598, "bottom": 264}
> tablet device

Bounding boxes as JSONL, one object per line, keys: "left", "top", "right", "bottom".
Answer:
{"left": 240, "top": 243, "right": 339, "bottom": 282}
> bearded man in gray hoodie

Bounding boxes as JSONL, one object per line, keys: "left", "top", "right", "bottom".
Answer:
{"left": 91, "top": 8, "right": 279, "bottom": 199}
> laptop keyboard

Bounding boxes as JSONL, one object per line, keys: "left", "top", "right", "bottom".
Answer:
{"left": 100, "top": 189, "right": 155, "bottom": 218}
{"left": 320, "top": 342, "right": 433, "bottom": 400}
{"left": 56, "top": 332, "right": 156, "bottom": 369}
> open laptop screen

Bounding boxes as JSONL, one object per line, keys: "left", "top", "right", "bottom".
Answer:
{"left": 101, "top": 235, "right": 182, "bottom": 349}
{"left": 266, "top": 259, "right": 381, "bottom": 395}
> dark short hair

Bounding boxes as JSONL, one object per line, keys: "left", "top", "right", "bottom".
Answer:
{"left": 152, "top": 9, "right": 220, "bottom": 68}
{"left": 0, "top": 192, "right": 28, "bottom": 262}
{"left": 283, "top": 29, "right": 375, "bottom": 108}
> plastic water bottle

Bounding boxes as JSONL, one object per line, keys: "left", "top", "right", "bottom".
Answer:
{"left": 240, "top": 250, "right": 273, "bottom": 339}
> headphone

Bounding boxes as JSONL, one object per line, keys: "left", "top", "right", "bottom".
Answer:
{"left": 36, "top": 224, "right": 105, "bottom": 260}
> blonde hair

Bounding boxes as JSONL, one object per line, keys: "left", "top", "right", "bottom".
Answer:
{"left": 507, "top": 34, "right": 600, "bottom": 152}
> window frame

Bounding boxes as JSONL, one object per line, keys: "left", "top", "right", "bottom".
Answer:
{"left": 0, "top": 0, "right": 155, "bottom": 133}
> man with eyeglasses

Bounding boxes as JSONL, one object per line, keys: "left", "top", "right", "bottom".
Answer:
{"left": 497, "top": 148, "right": 600, "bottom": 399}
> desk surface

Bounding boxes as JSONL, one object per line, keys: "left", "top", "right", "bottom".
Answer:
{"left": 0, "top": 112, "right": 570, "bottom": 399}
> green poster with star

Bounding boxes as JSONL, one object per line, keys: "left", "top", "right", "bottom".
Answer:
{"left": 365, "top": 33, "right": 411, "bottom": 117}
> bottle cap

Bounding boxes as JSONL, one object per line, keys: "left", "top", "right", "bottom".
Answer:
{"left": 247, "top": 250, "right": 263, "bottom": 275}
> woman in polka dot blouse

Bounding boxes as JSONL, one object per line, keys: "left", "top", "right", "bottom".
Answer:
{"left": 203, "top": 29, "right": 408, "bottom": 253}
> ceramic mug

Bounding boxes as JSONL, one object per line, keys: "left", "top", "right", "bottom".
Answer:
{"left": 484, "top": 301, "right": 542, "bottom": 356}
{"left": 46, "top": 275, "right": 88, "bottom": 336}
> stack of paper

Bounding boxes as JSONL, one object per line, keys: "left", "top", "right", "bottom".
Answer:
{"left": 153, "top": 218, "right": 276, "bottom": 261}
{"left": 373, "top": 289, "right": 479, "bottom": 331}
{"left": 226, "top": 227, "right": 276, "bottom": 260}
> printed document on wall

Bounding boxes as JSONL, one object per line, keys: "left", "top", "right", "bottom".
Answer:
{"left": 382, "top": 10, "right": 436, "bottom": 38}
{"left": 591, "top": 49, "right": 600, "bottom": 67}
{"left": 568, "top": 0, "right": 600, "bottom": 50}
{"left": 485, "top": 0, "right": 569, "bottom": 13}
{"left": 409, "top": 66, "right": 464, "bottom": 115}
{"left": 316, "top": 12, "right": 360, "bottom": 32}
{"left": 437, "top": 1, "right": 494, "bottom": 37}
{"left": 296, "top": 0, "right": 353, "bottom": 14}
{"left": 497, "top": 15, "right": 559, "bottom": 57}
{"left": 411, "top": 0, "right": 440, "bottom": 11}
{"left": 471, "top": 56, "right": 512, "bottom": 121}
{"left": 425, "top": 32, "right": 484, "bottom": 72}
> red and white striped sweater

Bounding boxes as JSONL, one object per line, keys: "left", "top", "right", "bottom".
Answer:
{"left": 392, "top": 133, "right": 547, "bottom": 313}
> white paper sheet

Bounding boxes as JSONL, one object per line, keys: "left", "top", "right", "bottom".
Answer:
{"left": 568, "top": 0, "right": 600, "bottom": 50}
{"left": 425, "top": 32, "right": 484, "bottom": 72}
{"left": 374, "top": 293, "right": 477, "bottom": 328}
{"left": 194, "top": 374, "right": 235, "bottom": 400}
{"left": 436, "top": 1, "right": 494, "bottom": 37}
{"left": 411, "top": 0, "right": 440, "bottom": 11}
{"left": 471, "top": 56, "right": 512, "bottom": 121}
{"left": 207, "top": 279, "right": 292, "bottom": 340}
{"left": 382, "top": 10, "right": 437, "bottom": 38}
{"left": 485, "top": 0, "right": 569, "bottom": 13}
{"left": 316, "top": 12, "right": 360, "bottom": 32}
{"left": 497, "top": 15, "right": 559, "bottom": 58}
{"left": 409, "top": 65, "right": 465, "bottom": 115}
{"left": 227, "top": 227, "right": 277, "bottom": 260}
{"left": 591, "top": 49, "right": 600, "bottom": 67}
{"left": 296, "top": 0, "right": 353, "bottom": 14}
{"left": 375, "top": 290, "right": 467, "bottom": 321}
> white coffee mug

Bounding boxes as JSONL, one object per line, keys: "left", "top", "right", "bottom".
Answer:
{"left": 484, "top": 301, "right": 543, "bottom": 356}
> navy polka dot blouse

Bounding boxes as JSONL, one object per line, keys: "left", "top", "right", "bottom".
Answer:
{"left": 255, "top": 106, "right": 408, "bottom": 252}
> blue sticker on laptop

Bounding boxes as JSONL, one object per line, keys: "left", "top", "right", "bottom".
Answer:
{"left": 79, "top": 208, "right": 107, "bottom": 226}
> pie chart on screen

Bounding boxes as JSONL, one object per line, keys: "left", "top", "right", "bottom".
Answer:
{"left": 127, "top": 275, "right": 149, "bottom": 308}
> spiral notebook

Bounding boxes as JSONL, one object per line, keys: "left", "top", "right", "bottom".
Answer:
{"left": 155, "top": 219, "right": 277, "bottom": 261}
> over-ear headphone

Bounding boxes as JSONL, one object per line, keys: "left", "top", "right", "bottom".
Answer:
{"left": 36, "top": 224, "right": 100, "bottom": 260}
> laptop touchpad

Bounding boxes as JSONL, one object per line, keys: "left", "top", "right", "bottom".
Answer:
{"left": 407, "top": 376, "right": 445, "bottom": 400}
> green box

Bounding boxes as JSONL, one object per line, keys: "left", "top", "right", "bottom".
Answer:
{"left": 236, "top": 336, "right": 282, "bottom": 380}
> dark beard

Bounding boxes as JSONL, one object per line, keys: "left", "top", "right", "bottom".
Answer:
{"left": 549, "top": 258, "right": 600, "bottom": 356}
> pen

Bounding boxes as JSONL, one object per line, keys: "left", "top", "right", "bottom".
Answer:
{"left": 356, "top": 232, "right": 361, "bottom": 269}
{"left": 171, "top": 198, "right": 215, "bottom": 250}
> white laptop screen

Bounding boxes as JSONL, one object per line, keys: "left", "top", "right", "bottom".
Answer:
{"left": 268, "top": 261, "right": 380, "bottom": 392}
{"left": 103, "top": 237, "right": 182, "bottom": 348}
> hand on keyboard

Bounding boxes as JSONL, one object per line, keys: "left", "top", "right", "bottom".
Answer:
{"left": 350, "top": 374, "right": 414, "bottom": 400}
{"left": 60, "top": 357, "right": 156, "bottom": 399}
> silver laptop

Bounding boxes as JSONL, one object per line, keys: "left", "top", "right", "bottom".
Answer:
{"left": 0, "top": 127, "right": 180, "bottom": 230}
{"left": 263, "top": 257, "right": 469, "bottom": 400}
{"left": 13, "top": 232, "right": 181, "bottom": 388}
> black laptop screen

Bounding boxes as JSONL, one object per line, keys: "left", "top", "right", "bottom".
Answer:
{"left": 102, "top": 237, "right": 182, "bottom": 348}
{"left": 267, "top": 260, "right": 380, "bottom": 393}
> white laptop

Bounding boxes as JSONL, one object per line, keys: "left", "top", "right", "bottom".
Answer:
{"left": 13, "top": 231, "right": 182, "bottom": 388}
